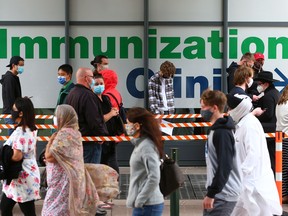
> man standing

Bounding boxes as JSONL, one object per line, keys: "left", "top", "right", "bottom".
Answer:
{"left": 253, "top": 71, "right": 280, "bottom": 173}
{"left": 200, "top": 89, "right": 241, "bottom": 216}
{"left": 148, "top": 61, "right": 176, "bottom": 115}
{"left": 90, "top": 55, "right": 109, "bottom": 73}
{"left": 56, "top": 64, "right": 75, "bottom": 105}
{"left": 65, "top": 67, "right": 108, "bottom": 164}
{"left": 0, "top": 56, "right": 24, "bottom": 135}
{"left": 227, "top": 52, "right": 254, "bottom": 92}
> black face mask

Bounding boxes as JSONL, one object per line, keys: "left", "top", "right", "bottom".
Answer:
{"left": 11, "top": 110, "right": 20, "bottom": 122}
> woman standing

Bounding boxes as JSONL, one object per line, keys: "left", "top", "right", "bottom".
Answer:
{"left": 42, "top": 104, "right": 98, "bottom": 215}
{"left": 1, "top": 97, "right": 40, "bottom": 216}
{"left": 276, "top": 85, "right": 288, "bottom": 203}
{"left": 126, "top": 107, "right": 164, "bottom": 216}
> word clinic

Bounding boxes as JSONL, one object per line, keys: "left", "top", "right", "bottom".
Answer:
{"left": 126, "top": 68, "right": 222, "bottom": 99}
{"left": 0, "top": 28, "right": 287, "bottom": 59}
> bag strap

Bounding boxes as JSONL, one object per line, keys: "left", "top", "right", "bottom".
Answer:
{"left": 105, "top": 92, "right": 121, "bottom": 109}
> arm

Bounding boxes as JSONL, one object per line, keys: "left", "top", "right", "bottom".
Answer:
{"left": 134, "top": 151, "right": 161, "bottom": 208}
{"left": 148, "top": 77, "right": 160, "bottom": 114}
{"left": 11, "top": 149, "right": 23, "bottom": 162}
{"left": 256, "top": 93, "right": 277, "bottom": 122}
{"left": 206, "top": 129, "right": 235, "bottom": 198}
{"left": 44, "top": 133, "right": 57, "bottom": 163}
{"left": 104, "top": 107, "right": 118, "bottom": 122}
{"left": 5, "top": 75, "right": 17, "bottom": 111}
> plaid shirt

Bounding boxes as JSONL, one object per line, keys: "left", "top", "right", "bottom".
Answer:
{"left": 148, "top": 72, "right": 175, "bottom": 114}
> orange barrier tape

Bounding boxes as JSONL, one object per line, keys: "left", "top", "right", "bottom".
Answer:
{"left": 0, "top": 114, "right": 54, "bottom": 119}
{"left": 0, "top": 114, "right": 203, "bottom": 119}
{"left": 0, "top": 124, "right": 57, "bottom": 129}
{"left": 0, "top": 135, "right": 208, "bottom": 141}
{"left": 275, "top": 131, "right": 283, "bottom": 204}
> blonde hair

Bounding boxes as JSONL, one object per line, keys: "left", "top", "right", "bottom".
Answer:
{"left": 278, "top": 85, "right": 288, "bottom": 105}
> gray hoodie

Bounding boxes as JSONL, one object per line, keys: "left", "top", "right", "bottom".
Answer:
{"left": 126, "top": 136, "right": 164, "bottom": 208}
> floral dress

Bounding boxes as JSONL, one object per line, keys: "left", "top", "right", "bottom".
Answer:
{"left": 2, "top": 127, "right": 41, "bottom": 202}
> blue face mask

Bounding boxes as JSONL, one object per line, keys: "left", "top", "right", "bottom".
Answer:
{"left": 90, "top": 78, "right": 95, "bottom": 89}
{"left": 58, "top": 76, "right": 66, "bottom": 85}
{"left": 17, "top": 66, "right": 24, "bottom": 74}
{"left": 93, "top": 85, "right": 105, "bottom": 95}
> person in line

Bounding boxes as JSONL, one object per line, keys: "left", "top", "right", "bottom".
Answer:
{"left": 226, "top": 52, "right": 254, "bottom": 92}
{"left": 253, "top": 71, "right": 280, "bottom": 173}
{"left": 91, "top": 55, "right": 109, "bottom": 73}
{"left": 227, "top": 94, "right": 282, "bottom": 216}
{"left": 148, "top": 61, "right": 176, "bottom": 115}
{"left": 93, "top": 73, "right": 120, "bottom": 174}
{"left": 276, "top": 85, "right": 288, "bottom": 203}
{"left": 42, "top": 104, "right": 98, "bottom": 215}
{"left": 253, "top": 52, "right": 265, "bottom": 74}
{"left": 56, "top": 64, "right": 75, "bottom": 106}
{"left": 65, "top": 67, "right": 108, "bottom": 164}
{"left": 100, "top": 69, "right": 126, "bottom": 123}
{"left": 0, "top": 56, "right": 25, "bottom": 135}
{"left": 200, "top": 89, "right": 241, "bottom": 216}
{"left": 1, "top": 97, "right": 40, "bottom": 216}
{"left": 126, "top": 107, "right": 164, "bottom": 216}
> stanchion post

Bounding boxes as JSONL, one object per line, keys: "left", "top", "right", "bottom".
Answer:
{"left": 275, "top": 131, "right": 283, "bottom": 205}
{"left": 170, "top": 148, "right": 180, "bottom": 216}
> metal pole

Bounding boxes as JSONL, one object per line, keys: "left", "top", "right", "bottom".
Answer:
{"left": 170, "top": 148, "right": 180, "bottom": 216}
{"left": 65, "top": 0, "right": 70, "bottom": 64}
{"left": 143, "top": 0, "right": 149, "bottom": 109}
{"left": 222, "top": 0, "right": 228, "bottom": 93}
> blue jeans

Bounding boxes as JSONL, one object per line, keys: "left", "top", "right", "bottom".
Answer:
{"left": 203, "top": 198, "right": 236, "bottom": 216}
{"left": 132, "top": 203, "right": 164, "bottom": 216}
{"left": 83, "top": 142, "right": 102, "bottom": 164}
{"left": 4, "top": 118, "right": 15, "bottom": 136}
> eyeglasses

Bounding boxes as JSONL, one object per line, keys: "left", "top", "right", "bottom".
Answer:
{"left": 86, "top": 75, "right": 94, "bottom": 78}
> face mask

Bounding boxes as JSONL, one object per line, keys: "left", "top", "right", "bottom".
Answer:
{"left": 247, "top": 78, "right": 253, "bottom": 88}
{"left": 200, "top": 109, "right": 214, "bottom": 122}
{"left": 89, "top": 78, "right": 95, "bottom": 89}
{"left": 101, "top": 64, "right": 109, "bottom": 70}
{"left": 93, "top": 85, "right": 105, "bottom": 95}
{"left": 11, "top": 110, "right": 20, "bottom": 122}
{"left": 17, "top": 66, "right": 24, "bottom": 74}
{"left": 53, "top": 116, "right": 58, "bottom": 126}
{"left": 58, "top": 76, "right": 66, "bottom": 85}
{"left": 257, "top": 85, "right": 265, "bottom": 93}
{"left": 125, "top": 124, "right": 136, "bottom": 136}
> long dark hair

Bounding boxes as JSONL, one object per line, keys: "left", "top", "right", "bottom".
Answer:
{"left": 14, "top": 97, "right": 37, "bottom": 132}
{"left": 126, "top": 107, "right": 164, "bottom": 158}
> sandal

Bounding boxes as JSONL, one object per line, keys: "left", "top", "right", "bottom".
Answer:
{"left": 104, "top": 201, "right": 114, "bottom": 206}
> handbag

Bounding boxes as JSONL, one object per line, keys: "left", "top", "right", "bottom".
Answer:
{"left": 159, "top": 154, "right": 185, "bottom": 197}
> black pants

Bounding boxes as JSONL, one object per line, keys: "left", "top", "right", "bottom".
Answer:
{"left": 101, "top": 141, "right": 119, "bottom": 174}
{"left": 1, "top": 193, "right": 36, "bottom": 216}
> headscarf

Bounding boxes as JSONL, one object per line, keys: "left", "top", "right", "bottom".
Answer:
{"left": 55, "top": 104, "right": 79, "bottom": 131}
{"left": 49, "top": 104, "right": 98, "bottom": 215}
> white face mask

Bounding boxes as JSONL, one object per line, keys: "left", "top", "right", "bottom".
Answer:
{"left": 257, "top": 85, "right": 265, "bottom": 93}
{"left": 247, "top": 78, "right": 253, "bottom": 88}
{"left": 101, "top": 64, "right": 109, "bottom": 70}
{"left": 53, "top": 116, "right": 58, "bottom": 126}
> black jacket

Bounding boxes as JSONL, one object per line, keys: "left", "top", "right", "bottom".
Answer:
{"left": 0, "top": 145, "right": 23, "bottom": 185}
{"left": 65, "top": 84, "right": 108, "bottom": 136}
{"left": 226, "top": 62, "right": 239, "bottom": 93}
{"left": 0, "top": 71, "right": 22, "bottom": 114}
{"left": 256, "top": 84, "right": 280, "bottom": 132}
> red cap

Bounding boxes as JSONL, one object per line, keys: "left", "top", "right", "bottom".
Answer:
{"left": 254, "top": 53, "right": 265, "bottom": 60}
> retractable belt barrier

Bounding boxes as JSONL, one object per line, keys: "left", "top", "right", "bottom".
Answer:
{"left": 0, "top": 114, "right": 284, "bottom": 204}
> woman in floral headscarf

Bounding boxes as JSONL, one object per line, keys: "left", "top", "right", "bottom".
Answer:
{"left": 42, "top": 104, "right": 98, "bottom": 216}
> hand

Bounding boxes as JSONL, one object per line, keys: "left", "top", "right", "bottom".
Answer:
{"left": 252, "top": 95, "right": 259, "bottom": 101}
{"left": 251, "top": 107, "right": 266, "bottom": 116}
{"left": 111, "top": 107, "right": 119, "bottom": 117}
{"left": 203, "top": 196, "right": 214, "bottom": 210}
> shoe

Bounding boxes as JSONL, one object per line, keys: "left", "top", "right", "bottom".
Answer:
{"left": 283, "top": 195, "right": 288, "bottom": 204}
{"left": 95, "top": 208, "right": 107, "bottom": 216}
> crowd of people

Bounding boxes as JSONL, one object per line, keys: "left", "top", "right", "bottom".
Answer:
{"left": 0, "top": 52, "right": 287, "bottom": 216}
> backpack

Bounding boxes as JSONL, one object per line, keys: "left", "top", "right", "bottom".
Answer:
{"left": 106, "top": 93, "right": 127, "bottom": 124}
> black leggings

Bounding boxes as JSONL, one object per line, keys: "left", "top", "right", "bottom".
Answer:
{"left": 1, "top": 193, "right": 36, "bottom": 216}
